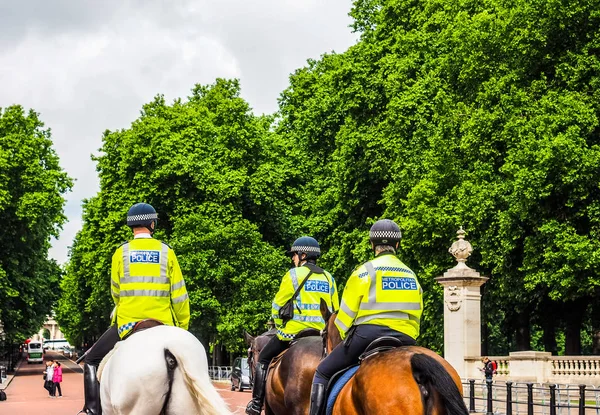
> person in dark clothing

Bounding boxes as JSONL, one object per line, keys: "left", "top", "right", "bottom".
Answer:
{"left": 481, "top": 357, "right": 495, "bottom": 382}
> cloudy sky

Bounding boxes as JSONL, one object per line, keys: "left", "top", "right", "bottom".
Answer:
{"left": 0, "top": 1, "right": 357, "bottom": 264}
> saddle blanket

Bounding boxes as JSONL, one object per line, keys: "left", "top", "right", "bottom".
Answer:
{"left": 326, "top": 365, "right": 359, "bottom": 415}
{"left": 97, "top": 342, "right": 122, "bottom": 381}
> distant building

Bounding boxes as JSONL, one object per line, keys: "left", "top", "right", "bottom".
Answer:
{"left": 32, "top": 315, "right": 64, "bottom": 341}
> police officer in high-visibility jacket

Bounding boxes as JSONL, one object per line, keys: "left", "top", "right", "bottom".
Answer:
{"left": 308, "top": 219, "right": 423, "bottom": 415}
{"left": 79, "top": 203, "right": 190, "bottom": 415}
{"left": 245, "top": 236, "right": 339, "bottom": 415}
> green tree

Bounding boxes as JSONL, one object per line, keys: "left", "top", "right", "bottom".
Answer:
{"left": 278, "top": 0, "right": 600, "bottom": 354}
{"left": 58, "top": 80, "right": 300, "bottom": 354}
{"left": 0, "top": 105, "right": 72, "bottom": 343}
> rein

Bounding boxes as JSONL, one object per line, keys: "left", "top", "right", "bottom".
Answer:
{"left": 321, "top": 317, "right": 330, "bottom": 358}
{"left": 248, "top": 347, "right": 256, "bottom": 381}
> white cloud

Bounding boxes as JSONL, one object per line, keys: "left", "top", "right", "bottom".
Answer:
{"left": 0, "top": 1, "right": 358, "bottom": 264}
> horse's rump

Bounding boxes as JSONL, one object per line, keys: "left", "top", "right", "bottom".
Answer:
{"left": 100, "top": 325, "right": 231, "bottom": 415}
{"left": 265, "top": 336, "right": 323, "bottom": 415}
{"left": 331, "top": 346, "right": 467, "bottom": 415}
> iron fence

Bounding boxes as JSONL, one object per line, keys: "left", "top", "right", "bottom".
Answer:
{"left": 0, "top": 342, "right": 20, "bottom": 373}
{"left": 463, "top": 379, "right": 600, "bottom": 415}
{"left": 208, "top": 366, "right": 232, "bottom": 381}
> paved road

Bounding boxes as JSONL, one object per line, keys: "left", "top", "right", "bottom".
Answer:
{"left": 215, "top": 382, "right": 253, "bottom": 414}
{"left": 0, "top": 351, "right": 252, "bottom": 414}
{"left": 0, "top": 351, "right": 85, "bottom": 415}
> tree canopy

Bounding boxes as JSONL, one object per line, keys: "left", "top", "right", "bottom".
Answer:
{"left": 58, "top": 0, "right": 600, "bottom": 357}
{"left": 278, "top": 0, "right": 600, "bottom": 353}
{"left": 0, "top": 105, "right": 72, "bottom": 342}
{"left": 57, "top": 80, "right": 299, "bottom": 351}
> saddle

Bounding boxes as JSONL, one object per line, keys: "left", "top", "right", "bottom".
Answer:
{"left": 359, "top": 336, "right": 405, "bottom": 361}
{"left": 290, "top": 328, "right": 320, "bottom": 346}
{"left": 325, "top": 337, "right": 407, "bottom": 415}
{"left": 268, "top": 329, "right": 322, "bottom": 372}
{"left": 122, "top": 319, "right": 164, "bottom": 340}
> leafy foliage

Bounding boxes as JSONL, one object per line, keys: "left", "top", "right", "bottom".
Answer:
{"left": 57, "top": 80, "right": 297, "bottom": 351}
{"left": 0, "top": 106, "right": 72, "bottom": 342}
{"left": 278, "top": 0, "right": 600, "bottom": 353}
{"left": 59, "top": 0, "right": 600, "bottom": 356}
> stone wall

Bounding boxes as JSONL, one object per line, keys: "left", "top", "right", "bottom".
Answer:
{"left": 465, "top": 351, "right": 600, "bottom": 386}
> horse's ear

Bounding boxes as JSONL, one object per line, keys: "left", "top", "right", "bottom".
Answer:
{"left": 244, "top": 331, "right": 255, "bottom": 345}
{"left": 320, "top": 298, "right": 332, "bottom": 322}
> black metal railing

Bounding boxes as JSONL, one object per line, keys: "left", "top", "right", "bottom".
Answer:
{"left": 0, "top": 342, "right": 22, "bottom": 373}
{"left": 464, "top": 379, "right": 600, "bottom": 414}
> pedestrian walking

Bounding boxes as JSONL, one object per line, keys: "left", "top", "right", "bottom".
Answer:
{"left": 52, "top": 362, "right": 63, "bottom": 398}
{"left": 44, "top": 360, "right": 55, "bottom": 397}
{"left": 480, "top": 357, "right": 496, "bottom": 382}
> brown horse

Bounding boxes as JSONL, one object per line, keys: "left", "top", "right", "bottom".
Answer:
{"left": 245, "top": 330, "right": 322, "bottom": 415}
{"left": 319, "top": 300, "right": 469, "bottom": 415}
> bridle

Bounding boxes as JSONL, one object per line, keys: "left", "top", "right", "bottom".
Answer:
{"left": 248, "top": 344, "right": 257, "bottom": 381}
{"left": 321, "top": 315, "right": 331, "bottom": 358}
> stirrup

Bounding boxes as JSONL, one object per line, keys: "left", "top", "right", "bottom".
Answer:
{"left": 245, "top": 401, "right": 262, "bottom": 415}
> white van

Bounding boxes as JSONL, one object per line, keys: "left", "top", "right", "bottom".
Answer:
{"left": 27, "top": 341, "right": 44, "bottom": 364}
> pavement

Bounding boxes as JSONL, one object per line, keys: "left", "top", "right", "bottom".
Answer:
{"left": 0, "top": 351, "right": 84, "bottom": 415}
{"left": 0, "top": 351, "right": 253, "bottom": 414}
{"left": 215, "top": 382, "right": 253, "bottom": 414}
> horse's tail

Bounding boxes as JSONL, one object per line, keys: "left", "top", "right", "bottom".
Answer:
{"left": 165, "top": 344, "right": 232, "bottom": 415}
{"left": 410, "top": 353, "right": 469, "bottom": 415}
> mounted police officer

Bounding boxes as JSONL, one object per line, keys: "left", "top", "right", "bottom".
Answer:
{"left": 79, "top": 203, "right": 190, "bottom": 415}
{"left": 308, "top": 219, "right": 423, "bottom": 415}
{"left": 245, "top": 236, "right": 339, "bottom": 415}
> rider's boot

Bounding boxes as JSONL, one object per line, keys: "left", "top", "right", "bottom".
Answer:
{"left": 78, "top": 363, "right": 101, "bottom": 415}
{"left": 308, "top": 383, "right": 326, "bottom": 415}
{"left": 245, "top": 362, "right": 267, "bottom": 415}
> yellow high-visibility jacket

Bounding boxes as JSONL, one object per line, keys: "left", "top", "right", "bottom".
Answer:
{"left": 334, "top": 253, "right": 422, "bottom": 340}
{"left": 110, "top": 236, "right": 190, "bottom": 338}
{"left": 271, "top": 264, "right": 340, "bottom": 341}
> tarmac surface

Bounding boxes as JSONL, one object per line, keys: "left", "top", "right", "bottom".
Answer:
{"left": 0, "top": 351, "right": 252, "bottom": 414}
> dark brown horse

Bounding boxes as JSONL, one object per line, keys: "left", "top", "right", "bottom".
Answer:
{"left": 319, "top": 300, "right": 468, "bottom": 415}
{"left": 245, "top": 330, "right": 322, "bottom": 415}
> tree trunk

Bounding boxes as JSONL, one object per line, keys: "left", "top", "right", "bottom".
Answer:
{"left": 592, "top": 300, "right": 600, "bottom": 355}
{"left": 515, "top": 312, "right": 531, "bottom": 351}
{"left": 564, "top": 299, "right": 588, "bottom": 355}
{"left": 481, "top": 323, "right": 488, "bottom": 356}
{"left": 542, "top": 319, "right": 558, "bottom": 355}
{"left": 593, "top": 331, "right": 600, "bottom": 355}
{"left": 540, "top": 298, "right": 558, "bottom": 355}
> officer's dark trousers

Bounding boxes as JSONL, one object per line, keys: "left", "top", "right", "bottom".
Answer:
{"left": 258, "top": 336, "right": 291, "bottom": 365}
{"left": 313, "top": 324, "right": 416, "bottom": 386}
{"left": 84, "top": 325, "right": 120, "bottom": 366}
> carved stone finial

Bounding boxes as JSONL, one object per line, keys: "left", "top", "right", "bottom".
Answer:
{"left": 448, "top": 226, "right": 473, "bottom": 268}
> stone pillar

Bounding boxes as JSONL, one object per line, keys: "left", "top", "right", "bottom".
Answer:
{"left": 435, "top": 228, "right": 488, "bottom": 379}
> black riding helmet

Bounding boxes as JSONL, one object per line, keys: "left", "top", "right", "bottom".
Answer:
{"left": 127, "top": 203, "right": 158, "bottom": 234}
{"left": 286, "top": 236, "right": 321, "bottom": 260}
{"left": 369, "top": 219, "right": 402, "bottom": 248}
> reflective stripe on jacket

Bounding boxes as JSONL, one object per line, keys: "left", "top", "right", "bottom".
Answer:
{"left": 334, "top": 253, "right": 422, "bottom": 340}
{"left": 111, "top": 237, "right": 190, "bottom": 338}
{"left": 271, "top": 265, "right": 340, "bottom": 341}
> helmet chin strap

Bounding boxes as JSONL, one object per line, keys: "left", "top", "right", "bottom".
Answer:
{"left": 146, "top": 220, "right": 157, "bottom": 235}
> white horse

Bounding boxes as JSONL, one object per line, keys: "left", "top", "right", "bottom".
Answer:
{"left": 99, "top": 325, "right": 231, "bottom": 415}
